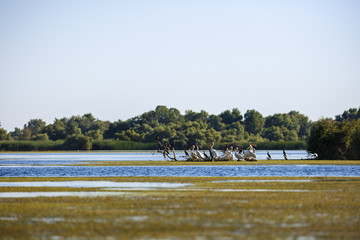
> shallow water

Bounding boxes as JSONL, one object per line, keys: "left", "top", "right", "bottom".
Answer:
{"left": 0, "top": 150, "right": 309, "bottom": 166}
{"left": 1, "top": 165, "right": 359, "bottom": 177}
{"left": 0, "top": 191, "right": 129, "bottom": 198}
{"left": 0, "top": 181, "right": 191, "bottom": 188}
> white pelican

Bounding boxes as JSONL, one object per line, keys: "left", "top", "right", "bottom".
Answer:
{"left": 243, "top": 143, "right": 257, "bottom": 161}
{"left": 223, "top": 146, "right": 236, "bottom": 161}
{"left": 209, "top": 142, "right": 219, "bottom": 160}
{"left": 195, "top": 143, "right": 206, "bottom": 160}
{"left": 235, "top": 149, "right": 244, "bottom": 160}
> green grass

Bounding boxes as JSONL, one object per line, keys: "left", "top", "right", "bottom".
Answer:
{"left": 0, "top": 176, "right": 360, "bottom": 239}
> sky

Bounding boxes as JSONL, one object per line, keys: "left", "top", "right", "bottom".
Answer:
{"left": 1, "top": 0, "right": 359, "bottom": 131}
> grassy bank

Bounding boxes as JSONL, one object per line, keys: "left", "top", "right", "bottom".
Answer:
{"left": 0, "top": 176, "right": 359, "bottom": 239}
{"left": 0, "top": 140, "right": 307, "bottom": 151}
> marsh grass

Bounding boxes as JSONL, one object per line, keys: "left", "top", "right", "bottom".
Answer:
{"left": 1, "top": 176, "right": 360, "bottom": 239}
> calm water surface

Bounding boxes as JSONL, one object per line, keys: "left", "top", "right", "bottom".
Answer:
{"left": 0, "top": 151, "right": 359, "bottom": 177}
{"left": 0, "top": 150, "right": 308, "bottom": 165}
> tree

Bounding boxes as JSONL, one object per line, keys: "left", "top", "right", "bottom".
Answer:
{"left": 263, "top": 126, "right": 284, "bottom": 141}
{"left": 25, "top": 119, "right": 46, "bottom": 136}
{"left": 208, "top": 114, "right": 225, "bottom": 131}
{"left": 104, "top": 120, "right": 130, "bottom": 139}
{"left": 244, "top": 110, "right": 265, "bottom": 135}
{"left": 335, "top": 107, "right": 360, "bottom": 122}
{"left": 32, "top": 133, "right": 49, "bottom": 141}
{"left": 219, "top": 108, "right": 243, "bottom": 125}
{"left": 45, "top": 118, "right": 67, "bottom": 140}
{"left": 307, "top": 118, "right": 358, "bottom": 160}
{"left": 0, "top": 126, "right": 11, "bottom": 141}
{"left": 184, "top": 110, "right": 209, "bottom": 123}
{"left": 350, "top": 119, "right": 360, "bottom": 159}
{"left": 63, "top": 135, "right": 92, "bottom": 150}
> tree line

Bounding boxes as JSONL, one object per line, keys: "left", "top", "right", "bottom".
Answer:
{"left": 1, "top": 106, "right": 359, "bottom": 158}
{"left": 1, "top": 106, "right": 311, "bottom": 149}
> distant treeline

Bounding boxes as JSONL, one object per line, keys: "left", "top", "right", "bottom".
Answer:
{"left": 0, "top": 106, "right": 311, "bottom": 150}
{"left": 1, "top": 106, "right": 359, "bottom": 156}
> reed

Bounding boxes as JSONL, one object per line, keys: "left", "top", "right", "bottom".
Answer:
{"left": 218, "top": 140, "right": 307, "bottom": 150}
{"left": 0, "top": 140, "right": 64, "bottom": 151}
{"left": 92, "top": 140, "right": 156, "bottom": 150}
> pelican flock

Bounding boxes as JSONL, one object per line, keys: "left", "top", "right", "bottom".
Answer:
{"left": 154, "top": 137, "right": 257, "bottom": 161}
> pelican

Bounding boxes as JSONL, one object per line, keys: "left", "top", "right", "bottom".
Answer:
{"left": 189, "top": 145, "right": 199, "bottom": 161}
{"left": 243, "top": 143, "right": 257, "bottom": 161}
{"left": 235, "top": 149, "right": 244, "bottom": 161}
{"left": 308, "top": 153, "right": 318, "bottom": 159}
{"left": 195, "top": 143, "right": 206, "bottom": 160}
{"left": 209, "top": 142, "right": 219, "bottom": 160}
{"left": 222, "top": 146, "right": 236, "bottom": 161}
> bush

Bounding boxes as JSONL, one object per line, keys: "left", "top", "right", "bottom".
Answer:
{"left": 307, "top": 118, "right": 360, "bottom": 159}
{"left": 63, "top": 135, "right": 92, "bottom": 150}
{"left": 31, "top": 133, "right": 49, "bottom": 141}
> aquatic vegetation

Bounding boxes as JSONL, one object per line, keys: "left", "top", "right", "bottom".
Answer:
{"left": 0, "top": 176, "right": 359, "bottom": 239}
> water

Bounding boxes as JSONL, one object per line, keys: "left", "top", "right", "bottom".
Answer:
{"left": 1, "top": 165, "right": 359, "bottom": 177}
{"left": 0, "top": 151, "right": 358, "bottom": 177}
{"left": 0, "top": 150, "right": 309, "bottom": 166}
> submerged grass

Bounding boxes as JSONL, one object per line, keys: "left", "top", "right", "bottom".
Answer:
{"left": 0, "top": 176, "right": 360, "bottom": 239}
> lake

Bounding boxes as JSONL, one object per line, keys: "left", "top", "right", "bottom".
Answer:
{"left": 1, "top": 165, "right": 360, "bottom": 177}
{"left": 0, "top": 151, "right": 359, "bottom": 177}
{"left": 0, "top": 150, "right": 308, "bottom": 165}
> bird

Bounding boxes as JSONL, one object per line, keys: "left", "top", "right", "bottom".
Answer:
{"left": 283, "top": 150, "right": 288, "bottom": 160}
{"left": 209, "top": 142, "right": 219, "bottom": 160}
{"left": 267, "top": 151, "right": 272, "bottom": 160}
{"left": 235, "top": 149, "right": 244, "bottom": 161}
{"left": 195, "top": 143, "right": 206, "bottom": 160}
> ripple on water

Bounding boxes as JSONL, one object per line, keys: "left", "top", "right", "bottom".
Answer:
{"left": 1, "top": 165, "right": 360, "bottom": 177}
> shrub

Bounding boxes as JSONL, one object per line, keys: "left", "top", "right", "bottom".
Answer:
{"left": 63, "top": 135, "right": 92, "bottom": 150}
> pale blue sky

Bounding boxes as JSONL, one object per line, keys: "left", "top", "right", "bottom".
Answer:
{"left": 1, "top": 0, "right": 359, "bottom": 131}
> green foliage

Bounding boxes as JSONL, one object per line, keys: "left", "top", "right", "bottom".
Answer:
{"left": 0, "top": 127, "right": 11, "bottom": 141}
{"left": 335, "top": 107, "right": 360, "bottom": 122}
{"left": 244, "top": 110, "right": 265, "bottom": 135}
{"left": 31, "top": 133, "right": 49, "bottom": 141}
{"left": 0, "top": 140, "right": 64, "bottom": 151}
{"left": 5, "top": 105, "right": 321, "bottom": 151}
{"left": 307, "top": 118, "right": 360, "bottom": 159}
{"left": 63, "top": 135, "right": 93, "bottom": 150}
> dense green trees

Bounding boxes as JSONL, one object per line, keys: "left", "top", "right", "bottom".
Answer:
{"left": 3, "top": 106, "right": 359, "bottom": 155}
{"left": 2, "top": 106, "right": 314, "bottom": 150}
{"left": 0, "top": 123, "right": 12, "bottom": 141}
{"left": 307, "top": 108, "right": 360, "bottom": 160}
